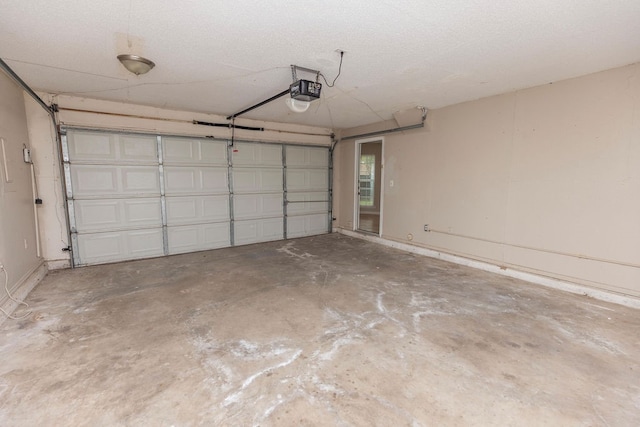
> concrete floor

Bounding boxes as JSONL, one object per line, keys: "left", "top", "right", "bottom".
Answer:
{"left": 1, "top": 234, "right": 639, "bottom": 426}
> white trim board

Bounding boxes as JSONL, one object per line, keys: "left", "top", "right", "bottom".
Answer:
{"left": 334, "top": 228, "right": 640, "bottom": 310}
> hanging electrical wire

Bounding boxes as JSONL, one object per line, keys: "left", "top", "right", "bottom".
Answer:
{"left": 0, "top": 265, "right": 32, "bottom": 320}
{"left": 318, "top": 51, "right": 344, "bottom": 88}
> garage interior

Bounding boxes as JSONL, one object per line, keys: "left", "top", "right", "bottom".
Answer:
{"left": 1, "top": 1, "right": 639, "bottom": 425}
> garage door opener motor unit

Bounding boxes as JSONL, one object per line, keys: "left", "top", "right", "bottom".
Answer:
{"left": 290, "top": 79, "right": 321, "bottom": 102}
{"left": 227, "top": 55, "right": 345, "bottom": 120}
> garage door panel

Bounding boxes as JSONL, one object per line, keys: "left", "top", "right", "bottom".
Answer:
{"left": 122, "top": 168, "right": 161, "bottom": 192}
{"left": 129, "top": 230, "right": 165, "bottom": 255}
{"left": 124, "top": 199, "right": 162, "bottom": 226}
{"left": 163, "top": 137, "right": 227, "bottom": 165}
{"left": 77, "top": 229, "right": 164, "bottom": 265}
{"left": 233, "top": 168, "right": 282, "bottom": 193}
{"left": 166, "top": 195, "right": 229, "bottom": 225}
{"left": 286, "top": 146, "right": 328, "bottom": 168}
{"left": 75, "top": 199, "right": 162, "bottom": 232}
{"left": 75, "top": 200, "right": 120, "bottom": 232}
{"left": 287, "top": 192, "right": 329, "bottom": 215}
{"left": 234, "top": 194, "right": 283, "bottom": 219}
{"left": 286, "top": 169, "right": 328, "bottom": 192}
{"left": 235, "top": 218, "right": 283, "bottom": 245}
{"left": 77, "top": 232, "right": 122, "bottom": 263}
{"left": 202, "top": 168, "right": 229, "bottom": 192}
{"left": 167, "top": 223, "right": 230, "bottom": 254}
{"left": 164, "top": 166, "right": 228, "bottom": 194}
{"left": 119, "top": 135, "right": 158, "bottom": 162}
{"left": 287, "top": 214, "right": 329, "bottom": 238}
{"left": 232, "top": 143, "right": 282, "bottom": 167}
{"left": 68, "top": 132, "right": 116, "bottom": 161}
{"left": 68, "top": 131, "right": 157, "bottom": 163}
{"left": 71, "top": 166, "right": 117, "bottom": 194}
{"left": 71, "top": 165, "right": 160, "bottom": 197}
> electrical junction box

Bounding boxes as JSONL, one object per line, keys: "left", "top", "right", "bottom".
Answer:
{"left": 23, "top": 147, "right": 31, "bottom": 163}
{"left": 290, "top": 80, "right": 322, "bottom": 101}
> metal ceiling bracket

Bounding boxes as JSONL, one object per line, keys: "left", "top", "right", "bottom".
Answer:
{"left": 291, "top": 65, "right": 321, "bottom": 82}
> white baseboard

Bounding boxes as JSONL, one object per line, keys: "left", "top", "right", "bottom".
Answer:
{"left": 334, "top": 228, "right": 640, "bottom": 310}
{"left": 0, "top": 262, "right": 47, "bottom": 325}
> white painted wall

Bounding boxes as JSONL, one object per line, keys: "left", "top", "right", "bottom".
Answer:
{"left": 334, "top": 63, "right": 640, "bottom": 298}
{"left": 0, "top": 71, "right": 43, "bottom": 314}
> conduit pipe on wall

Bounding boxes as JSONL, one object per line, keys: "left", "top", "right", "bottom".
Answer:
{"left": 341, "top": 107, "right": 427, "bottom": 141}
{"left": 30, "top": 163, "right": 41, "bottom": 258}
{"left": 328, "top": 134, "right": 339, "bottom": 232}
{"left": 428, "top": 228, "right": 640, "bottom": 269}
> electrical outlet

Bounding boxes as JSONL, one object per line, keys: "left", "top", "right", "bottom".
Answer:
{"left": 424, "top": 224, "right": 430, "bottom": 232}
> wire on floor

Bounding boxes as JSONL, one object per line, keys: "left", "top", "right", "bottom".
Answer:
{"left": 0, "top": 265, "right": 32, "bottom": 320}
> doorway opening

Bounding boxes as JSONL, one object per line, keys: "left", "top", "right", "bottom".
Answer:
{"left": 355, "top": 139, "right": 383, "bottom": 235}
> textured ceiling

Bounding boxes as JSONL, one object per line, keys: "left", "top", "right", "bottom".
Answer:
{"left": 1, "top": 1, "right": 639, "bottom": 129}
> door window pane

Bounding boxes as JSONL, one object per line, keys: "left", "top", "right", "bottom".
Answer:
{"left": 359, "top": 154, "right": 375, "bottom": 207}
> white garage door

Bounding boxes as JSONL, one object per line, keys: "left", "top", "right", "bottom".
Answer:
{"left": 232, "top": 142, "right": 284, "bottom": 245}
{"left": 64, "top": 131, "right": 165, "bottom": 265}
{"left": 62, "top": 129, "right": 330, "bottom": 266}
{"left": 285, "top": 146, "right": 330, "bottom": 238}
{"left": 162, "top": 136, "right": 230, "bottom": 255}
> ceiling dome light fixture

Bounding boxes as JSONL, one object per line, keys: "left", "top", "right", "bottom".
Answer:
{"left": 285, "top": 97, "right": 311, "bottom": 113}
{"left": 117, "top": 54, "right": 155, "bottom": 75}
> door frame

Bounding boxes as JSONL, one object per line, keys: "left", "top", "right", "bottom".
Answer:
{"left": 353, "top": 137, "right": 384, "bottom": 236}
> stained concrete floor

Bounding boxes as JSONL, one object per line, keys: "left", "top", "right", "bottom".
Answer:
{"left": 1, "top": 234, "right": 639, "bottom": 426}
